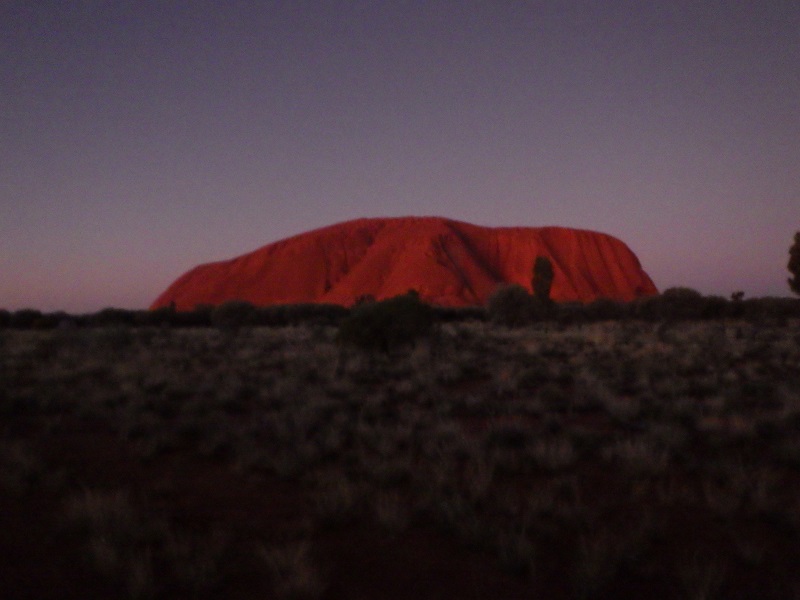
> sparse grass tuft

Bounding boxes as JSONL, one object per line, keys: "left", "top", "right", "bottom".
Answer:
{"left": 679, "top": 553, "right": 727, "bottom": 600}
{"left": 64, "top": 488, "right": 227, "bottom": 598}
{"left": 0, "top": 440, "right": 47, "bottom": 494}
{"left": 259, "top": 540, "right": 326, "bottom": 600}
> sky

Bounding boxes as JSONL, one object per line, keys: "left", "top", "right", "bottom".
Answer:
{"left": 2, "top": 1, "right": 799, "bottom": 313}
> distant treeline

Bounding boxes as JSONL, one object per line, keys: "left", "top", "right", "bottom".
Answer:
{"left": 1, "top": 288, "right": 799, "bottom": 330}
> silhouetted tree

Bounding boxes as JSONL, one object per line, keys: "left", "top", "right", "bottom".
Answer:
{"left": 532, "top": 256, "right": 554, "bottom": 304}
{"left": 789, "top": 231, "right": 800, "bottom": 296}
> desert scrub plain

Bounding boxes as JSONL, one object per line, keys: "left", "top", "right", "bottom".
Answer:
{"left": 2, "top": 317, "right": 800, "bottom": 599}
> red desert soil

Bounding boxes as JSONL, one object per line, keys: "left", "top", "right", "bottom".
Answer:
{"left": 151, "top": 216, "right": 657, "bottom": 310}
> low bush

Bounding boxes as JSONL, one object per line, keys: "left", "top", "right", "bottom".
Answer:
{"left": 9, "top": 309, "right": 44, "bottom": 329}
{"left": 135, "top": 306, "right": 176, "bottom": 327}
{"left": 211, "top": 300, "right": 258, "bottom": 329}
{"left": 337, "top": 291, "right": 434, "bottom": 353}
{"left": 253, "top": 303, "right": 348, "bottom": 327}
{"left": 487, "top": 284, "right": 537, "bottom": 327}
{"left": 86, "top": 308, "right": 139, "bottom": 327}
{"left": 633, "top": 287, "right": 727, "bottom": 321}
{"left": 583, "top": 298, "right": 628, "bottom": 321}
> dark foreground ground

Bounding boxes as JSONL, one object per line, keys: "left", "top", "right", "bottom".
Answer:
{"left": 1, "top": 320, "right": 799, "bottom": 599}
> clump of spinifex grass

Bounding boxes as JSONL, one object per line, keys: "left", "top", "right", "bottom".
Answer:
{"left": 64, "top": 488, "right": 229, "bottom": 599}
{"left": 258, "top": 540, "right": 327, "bottom": 600}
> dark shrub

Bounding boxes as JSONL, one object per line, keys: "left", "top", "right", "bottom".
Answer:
{"left": 487, "top": 284, "right": 535, "bottom": 327}
{"left": 135, "top": 306, "right": 175, "bottom": 327}
{"left": 432, "top": 305, "right": 487, "bottom": 323}
{"left": 254, "top": 303, "right": 348, "bottom": 326}
{"left": 38, "top": 313, "right": 65, "bottom": 329}
{"left": 583, "top": 298, "right": 627, "bottom": 321}
{"left": 10, "top": 309, "right": 43, "bottom": 329}
{"left": 171, "top": 305, "right": 213, "bottom": 327}
{"left": 44, "top": 311, "right": 74, "bottom": 329}
{"left": 630, "top": 295, "right": 660, "bottom": 321}
{"left": 634, "top": 287, "right": 707, "bottom": 320}
{"left": 211, "top": 300, "right": 257, "bottom": 329}
{"left": 741, "top": 297, "right": 800, "bottom": 322}
{"left": 0, "top": 310, "right": 9, "bottom": 328}
{"left": 660, "top": 287, "right": 703, "bottom": 300}
{"left": 554, "top": 302, "right": 586, "bottom": 326}
{"left": 727, "top": 293, "right": 746, "bottom": 318}
{"left": 338, "top": 291, "right": 434, "bottom": 353}
{"left": 88, "top": 308, "right": 138, "bottom": 327}
{"left": 698, "top": 295, "right": 728, "bottom": 319}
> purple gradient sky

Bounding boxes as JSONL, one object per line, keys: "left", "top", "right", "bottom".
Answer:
{"left": 2, "top": 1, "right": 798, "bottom": 313}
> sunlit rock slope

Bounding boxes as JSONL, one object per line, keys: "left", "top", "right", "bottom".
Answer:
{"left": 151, "top": 217, "right": 658, "bottom": 309}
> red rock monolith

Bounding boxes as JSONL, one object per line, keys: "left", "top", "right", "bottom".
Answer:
{"left": 151, "top": 217, "right": 657, "bottom": 309}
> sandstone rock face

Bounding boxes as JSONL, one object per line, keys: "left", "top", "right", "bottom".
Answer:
{"left": 151, "top": 217, "right": 658, "bottom": 309}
